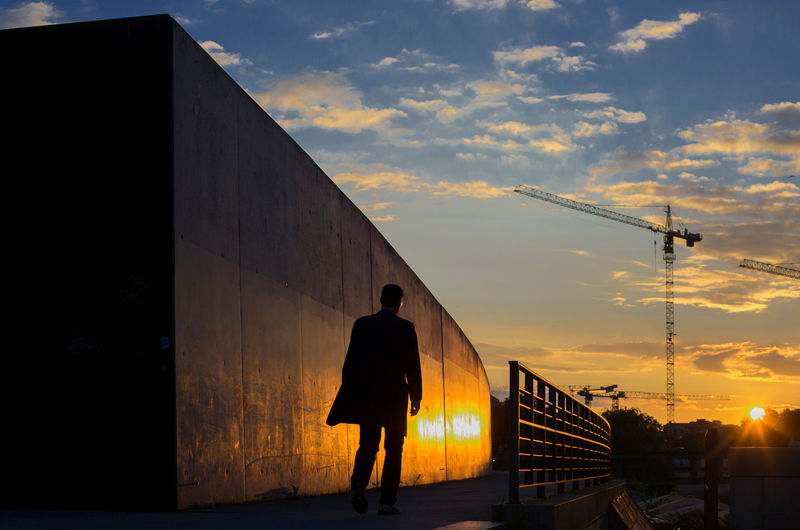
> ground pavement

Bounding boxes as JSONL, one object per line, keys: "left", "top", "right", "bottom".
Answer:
{"left": 1, "top": 471, "right": 509, "bottom": 530}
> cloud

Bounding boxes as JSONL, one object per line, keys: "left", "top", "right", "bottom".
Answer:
{"left": 477, "top": 120, "right": 553, "bottom": 136}
{"left": 473, "top": 121, "right": 580, "bottom": 153}
{"left": 372, "top": 48, "right": 459, "bottom": 72}
{"left": 584, "top": 106, "right": 646, "bottom": 124}
{"left": 528, "top": 136, "right": 577, "bottom": 154}
{"left": 359, "top": 202, "right": 394, "bottom": 212}
{"left": 200, "top": 41, "right": 253, "bottom": 67}
{"left": 611, "top": 12, "right": 702, "bottom": 53}
{"left": 450, "top": 0, "right": 560, "bottom": 11}
{"left": 451, "top": 0, "right": 510, "bottom": 9}
{"left": 690, "top": 342, "right": 800, "bottom": 382}
{"left": 369, "top": 215, "right": 397, "bottom": 222}
{"left": 0, "top": 1, "right": 61, "bottom": 29}
{"left": 550, "top": 92, "right": 614, "bottom": 103}
{"left": 431, "top": 79, "right": 528, "bottom": 123}
{"left": 463, "top": 134, "right": 525, "bottom": 151}
{"left": 173, "top": 14, "right": 197, "bottom": 26}
{"left": 493, "top": 45, "right": 596, "bottom": 72}
{"left": 574, "top": 121, "right": 618, "bottom": 138}
{"left": 310, "top": 20, "right": 375, "bottom": 40}
{"left": 744, "top": 181, "right": 800, "bottom": 195}
{"left": 573, "top": 172, "right": 800, "bottom": 314}
{"left": 429, "top": 180, "right": 514, "bottom": 199}
{"left": 678, "top": 116, "right": 800, "bottom": 176}
{"left": 255, "top": 69, "right": 406, "bottom": 133}
{"left": 333, "top": 170, "right": 425, "bottom": 193}
{"left": 592, "top": 104, "right": 800, "bottom": 178}
{"left": 591, "top": 150, "right": 719, "bottom": 176}
{"left": 399, "top": 98, "right": 450, "bottom": 112}
{"left": 332, "top": 165, "right": 512, "bottom": 199}
{"left": 759, "top": 101, "right": 800, "bottom": 116}
{"left": 525, "top": 0, "right": 560, "bottom": 11}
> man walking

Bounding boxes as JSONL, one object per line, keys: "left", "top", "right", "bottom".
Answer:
{"left": 326, "top": 283, "right": 422, "bottom": 515}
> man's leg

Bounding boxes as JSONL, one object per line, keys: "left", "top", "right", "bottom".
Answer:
{"left": 350, "top": 424, "right": 381, "bottom": 514}
{"left": 352, "top": 423, "right": 382, "bottom": 482}
{"left": 378, "top": 425, "right": 405, "bottom": 507}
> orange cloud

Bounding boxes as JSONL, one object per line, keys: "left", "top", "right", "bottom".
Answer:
{"left": 611, "top": 12, "right": 701, "bottom": 53}
{"left": 256, "top": 69, "right": 406, "bottom": 133}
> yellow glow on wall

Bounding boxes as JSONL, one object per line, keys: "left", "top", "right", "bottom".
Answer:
{"left": 415, "top": 413, "right": 446, "bottom": 443}
{"left": 449, "top": 410, "right": 483, "bottom": 443}
{"left": 414, "top": 408, "right": 485, "bottom": 447}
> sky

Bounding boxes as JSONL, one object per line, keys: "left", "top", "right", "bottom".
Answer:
{"left": 4, "top": 0, "right": 797, "bottom": 426}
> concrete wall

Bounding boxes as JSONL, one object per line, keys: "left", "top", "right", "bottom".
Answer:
{"left": 168, "top": 18, "right": 491, "bottom": 508}
{"left": 1, "top": 15, "right": 490, "bottom": 509}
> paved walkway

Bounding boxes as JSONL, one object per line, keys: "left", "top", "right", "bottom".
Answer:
{"left": 1, "top": 471, "right": 509, "bottom": 530}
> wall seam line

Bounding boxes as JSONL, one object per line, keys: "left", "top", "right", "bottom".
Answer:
{"left": 441, "top": 306, "right": 448, "bottom": 482}
{"left": 236, "top": 98, "right": 247, "bottom": 502}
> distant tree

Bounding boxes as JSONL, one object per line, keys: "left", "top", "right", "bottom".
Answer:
{"left": 602, "top": 408, "right": 667, "bottom": 492}
{"left": 602, "top": 408, "right": 664, "bottom": 453}
{"left": 491, "top": 396, "right": 512, "bottom": 469}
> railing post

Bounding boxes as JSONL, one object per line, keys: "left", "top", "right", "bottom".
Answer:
{"left": 509, "top": 361, "right": 519, "bottom": 504}
{"left": 537, "top": 379, "right": 547, "bottom": 498}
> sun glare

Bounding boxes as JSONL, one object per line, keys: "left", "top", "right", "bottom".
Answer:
{"left": 749, "top": 407, "right": 766, "bottom": 421}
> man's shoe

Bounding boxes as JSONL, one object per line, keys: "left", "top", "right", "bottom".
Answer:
{"left": 350, "top": 478, "right": 367, "bottom": 514}
{"left": 378, "top": 503, "right": 401, "bottom": 515}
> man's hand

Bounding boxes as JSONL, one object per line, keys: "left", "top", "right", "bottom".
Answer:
{"left": 410, "top": 400, "right": 421, "bottom": 416}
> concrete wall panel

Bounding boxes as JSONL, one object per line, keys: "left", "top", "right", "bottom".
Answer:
{"left": 174, "top": 242, "right": 245, "bottom": 507}
{"left": 402, "top": 352, "right": 448, "bottom": 486}
{"left": 298, "top": 295, "right": 351, "bottom": 495}
{"left": 240, "top": 272, "right": 304, "bottom": 501}
{"left": 442, "top": 310, "right": 492, "bottom": 481}
{"left": 172, "top": 24, "right": 239, "bottom": 262}
{"left": 340, "top": 198, "right": 374, "bottom": 320}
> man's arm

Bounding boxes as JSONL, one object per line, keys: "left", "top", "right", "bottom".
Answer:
{"left": 341, "top": 318, "right": 364, "bottom": 384}
{"left": 406, "top": 323, "right": 422, "bottom": 416}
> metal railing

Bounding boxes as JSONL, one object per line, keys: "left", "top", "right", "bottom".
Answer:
{"left": 509, "top": 361, "right": 612, "bottom": 503}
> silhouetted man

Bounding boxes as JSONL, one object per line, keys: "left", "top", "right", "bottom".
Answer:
{"left": 326, "top": 283, "right": 422, "bottom": 515}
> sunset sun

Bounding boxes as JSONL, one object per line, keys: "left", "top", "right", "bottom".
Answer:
{"left": 749, "top": 407, "right": 766, "bottom": 421}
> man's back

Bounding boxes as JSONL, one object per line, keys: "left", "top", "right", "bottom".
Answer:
{"left": 327, "top": 308, "right": 422, "bottom": 432}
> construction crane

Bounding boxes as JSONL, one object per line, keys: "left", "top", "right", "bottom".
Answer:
{"left": 739, "top": 259, "right": 800, "bottom": 280}
{"left": 568, "top": 385, "right": 730, "bottom": 412}
{"left": 515, "top": 185, "right": 703, "bottom": 424}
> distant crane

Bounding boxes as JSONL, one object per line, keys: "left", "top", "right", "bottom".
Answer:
{"left": 739, "top": 259, "right": 800, "bottom": 280}
{"left": 515, "top": 185, "right": 703, "bottom": 423}
{"left": 567, "top": 385, "right": 730, "bottom": 412}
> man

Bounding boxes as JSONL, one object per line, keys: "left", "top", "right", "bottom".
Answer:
{"left": 326, "top": 283, "right": 422, "bottom": 515}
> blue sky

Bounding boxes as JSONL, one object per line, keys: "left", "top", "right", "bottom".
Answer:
{"left": 4, "top": 0, "right": 798, "bottom": 424}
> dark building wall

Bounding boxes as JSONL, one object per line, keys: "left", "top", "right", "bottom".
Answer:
{"left": 2, "top": 16, "right": 176, "bottom": 509}
{"left": 1, "top": 15, "right": 490, "bottom": 510}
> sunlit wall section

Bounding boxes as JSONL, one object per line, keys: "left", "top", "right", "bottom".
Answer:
{"left": 442, "top": 310, "right": 492, "bottom": 480}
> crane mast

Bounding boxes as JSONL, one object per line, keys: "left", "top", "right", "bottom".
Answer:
{"left": 515, "top": 185, "right": 702, "bottom": 423}
{"left": 739, "top": 259, "right": 800, "bottom": 280}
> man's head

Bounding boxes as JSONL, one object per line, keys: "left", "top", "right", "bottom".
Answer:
{"left": 380, "top": 283, "right": 404, "bottom": 312}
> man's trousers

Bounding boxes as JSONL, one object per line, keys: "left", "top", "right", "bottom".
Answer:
{"left": 351, "top": 423, "right": 404, "bottom": 506}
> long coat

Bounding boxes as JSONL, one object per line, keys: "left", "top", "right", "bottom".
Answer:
{"left": 326, "top": 309, "right": 422, "bottom": 435}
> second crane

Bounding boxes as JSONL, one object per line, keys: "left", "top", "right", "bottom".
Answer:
{"left": 514, "top": 185, "right": 702, "bottom": 424}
